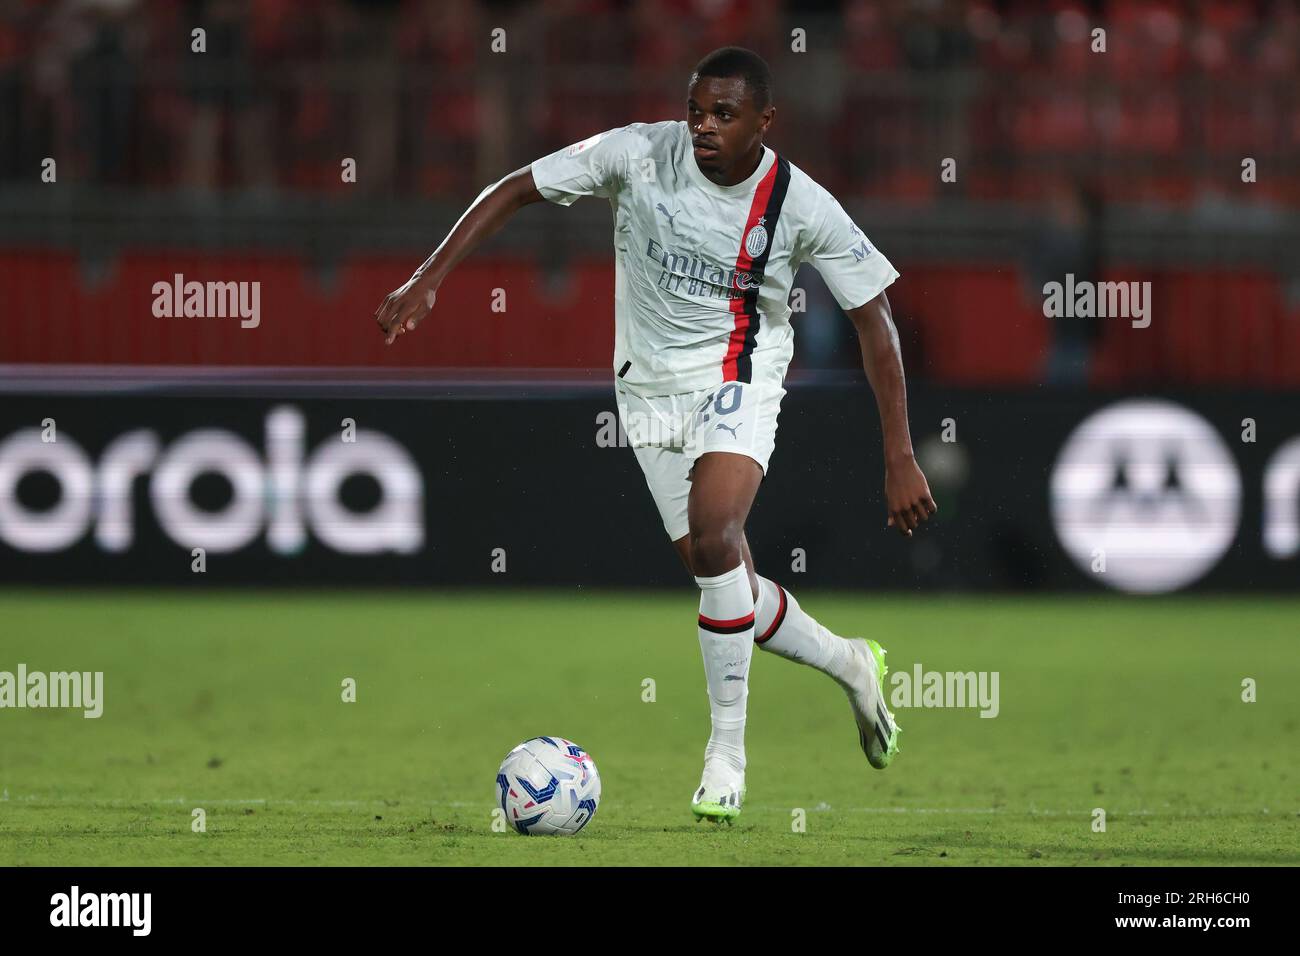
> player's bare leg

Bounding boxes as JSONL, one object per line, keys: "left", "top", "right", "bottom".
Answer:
{"left": 671, "top": 531, "right": 758, "bottom": 597}
{"left": 684, "top": 450, "right": 763, "bottom": 822}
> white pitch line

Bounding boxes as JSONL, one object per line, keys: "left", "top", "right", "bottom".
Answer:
{"left": 0, "top": 794, "right": 1277, "bottom": 817}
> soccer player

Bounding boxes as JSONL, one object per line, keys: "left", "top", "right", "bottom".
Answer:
{"left": 374, "top": 47, "right": 937, "bottom": 823}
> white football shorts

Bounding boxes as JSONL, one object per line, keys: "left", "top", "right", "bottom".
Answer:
{"left": 615, "top": 379, "right": 785, "bottom": 541}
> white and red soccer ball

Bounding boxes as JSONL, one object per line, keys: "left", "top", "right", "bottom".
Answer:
{"left": 495, "top": 736, "right": 601, "bottom": 836}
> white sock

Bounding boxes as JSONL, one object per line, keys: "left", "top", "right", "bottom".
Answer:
{"left": 753, "top": 576, "right": 851, "bottom": 681}
{"left": 695, "top": 561, "right": 755, "bottom": 775}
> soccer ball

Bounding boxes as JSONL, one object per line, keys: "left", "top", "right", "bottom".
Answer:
{"left": 495, "top": 736, "right": 601, "bottom": 835}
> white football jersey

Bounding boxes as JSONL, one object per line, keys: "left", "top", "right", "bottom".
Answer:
{"left": 530, "top": 120, "right": 899, "bottom": 395}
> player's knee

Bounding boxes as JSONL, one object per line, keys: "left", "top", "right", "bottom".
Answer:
{"left": 689, "top": 526, "right": 743, "bottom": 578}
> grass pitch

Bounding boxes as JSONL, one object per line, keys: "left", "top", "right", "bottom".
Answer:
{"left": 1, "top": 590, "right": 1296, "bottom": 866}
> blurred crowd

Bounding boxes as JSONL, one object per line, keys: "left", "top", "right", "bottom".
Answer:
{"left": 0, "top": 0, "right": 1297, "bottom": 205}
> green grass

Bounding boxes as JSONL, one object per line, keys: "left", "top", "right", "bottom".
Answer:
{"left": 1, "top": 590, "right": 1296, "bottom": 866}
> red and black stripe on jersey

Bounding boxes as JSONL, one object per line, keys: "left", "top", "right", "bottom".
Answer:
{"left": 722, "top": 152, "right": 792, "bottom": 384}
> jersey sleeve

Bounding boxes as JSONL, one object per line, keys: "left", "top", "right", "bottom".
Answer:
{"left": 529, "top": 126, "right": 639, "bottom": 206}
{"left": 799, "top": 192, "right": 899, "bottom": 311}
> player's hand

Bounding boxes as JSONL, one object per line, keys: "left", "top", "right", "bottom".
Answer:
{"left": 885, "top": 455, "right": 937, "bottom": 538}
{"left": 374, "top": 274, "right": 438, "bottom": 345}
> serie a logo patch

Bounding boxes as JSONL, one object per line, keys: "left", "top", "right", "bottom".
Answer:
{"left": 566, "top": 131, "right": 608, "bottom": 157}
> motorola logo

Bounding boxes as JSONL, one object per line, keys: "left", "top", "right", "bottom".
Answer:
{"left": 0, "top": 406, "right": 424, "bottom": 556}
{"left": 1050, "top": 400, "right": 1241, "bottom": 593}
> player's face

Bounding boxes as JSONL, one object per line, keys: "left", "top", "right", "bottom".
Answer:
{"left": 686, "top": 76, "right": 771, "bottom": 175}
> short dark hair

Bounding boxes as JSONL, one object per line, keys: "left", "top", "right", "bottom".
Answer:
{"left": 690, "top": 47, "right": 773, "bottom": 112}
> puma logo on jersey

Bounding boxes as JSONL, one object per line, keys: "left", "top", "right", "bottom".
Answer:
{"left": 655, "top": 202, "right": 685, "bottom": 236}
{"left": 715, "top": 422, "right": 742, "bottom": 438}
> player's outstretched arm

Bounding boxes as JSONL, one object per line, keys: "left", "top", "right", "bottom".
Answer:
{"left": 847, "top": 290, "right": 938, "bottom": 537}
{"left": 373, "top": 166, "right": 548, "bottom": 345}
